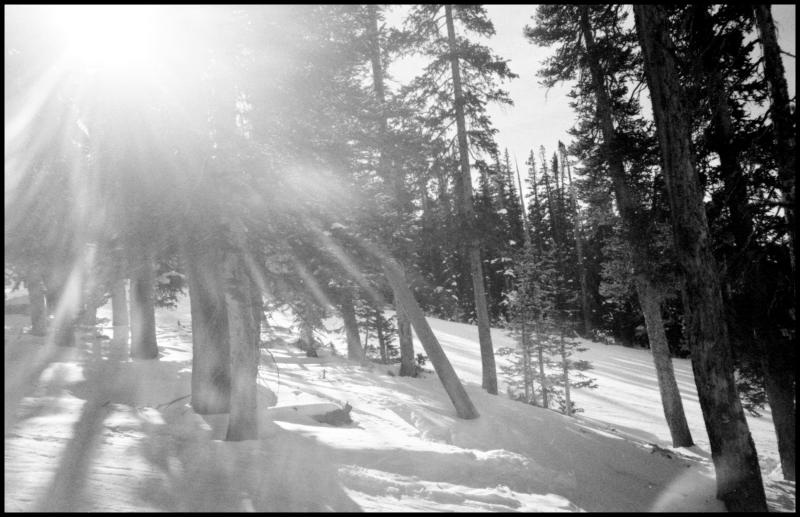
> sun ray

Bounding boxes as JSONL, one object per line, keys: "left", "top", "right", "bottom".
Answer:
{"left": 308, "top": 222, "right": 386, "bottom": 308}
{"left": 290, "top": 256, "right": 334, "bottom": 311}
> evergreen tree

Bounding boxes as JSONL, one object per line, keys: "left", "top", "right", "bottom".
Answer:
{"left": 527, "top": 4, "right": 694, "bottom": 448}
{"left": 634, "top": 5, "right": 766, "bottom": 510}
{"left": 402, "top": 4, "right": 516, "bottom": 394}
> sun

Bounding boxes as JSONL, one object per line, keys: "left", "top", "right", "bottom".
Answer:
{"left": 50, "top": 5, "right": 165, "bottom": 81}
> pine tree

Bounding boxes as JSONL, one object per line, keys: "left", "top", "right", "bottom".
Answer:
{"left": 753, "top": 5, "right": 795, "bottom": 272}
{"left": 634, "top": 5, "right": 766, "bottom": 511}
{"left": 676, "top": 4, "right": 796, "bottom": 482}
{"left": 403, "top": 4, "right": 517, "bottom": 394}
{"left": 528, "top": 4, "right": 694, "bottom": 448}
{"left": 364, "top": 4, "right": 415, "bottom": 375}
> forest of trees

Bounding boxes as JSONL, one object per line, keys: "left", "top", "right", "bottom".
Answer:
{"left": 4, "top": 5, "right": 795, "bottom": 512}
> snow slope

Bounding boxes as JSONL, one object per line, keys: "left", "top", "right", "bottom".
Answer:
{"left": 4, "top": 292, "right": 795, "bottom": 512}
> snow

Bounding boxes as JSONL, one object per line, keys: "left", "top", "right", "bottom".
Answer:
{"left": 4, "top": 291, "right": 796, "bottom": 512}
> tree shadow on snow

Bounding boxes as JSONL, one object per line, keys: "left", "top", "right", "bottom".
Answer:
{"left": 133, "top": 411, "right": 363, "bottom": 512}
{"left": 31, "top": 332, "right": 193, "bottom": 511}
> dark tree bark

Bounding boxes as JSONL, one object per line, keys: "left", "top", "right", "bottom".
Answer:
{"left": 445, "top": 4, "right": 497, "bottom": 395}
{"left": 690, "top": 5, "right": 794, "bottom": 480}
{"left": 754, "top": 4, "right": 796, "bottom": 272}
{"left": 537, "top": 332, "right": 548, "bottom": 409}
{"left": 636, "top": 278, "right": 694, "bottom": 447}
{"left": 186, "top": 245, "right": 231, "bottom": 414}
{"left": 382, "top": 257, "right": 479, "bottom": 419}
{"left": 634, "top": 5, "right": 766, "bottom": 511}
{"left": 223, "top": 241, "right": 258, "bottom": 441}
{"left": 580, "top": 5, "right": 693, "bottom": 448}
{"left": 297, "top": 310, "right": 316, "bottom": 355}
{"left": 130, "top": 249, "right": 158, "bottom": 360}
{"left": 761, "top": 339, "right": 796, "bottom": 481}
{"left": 339, "top": 291, "right": 363, "bottom": 362}
{"left": 750, "top": 11, "right": 797, "bottom": 475}
{"left": 250, "top": 273, "right": 263, "bottom": 347}
{"left": 397, "top": 307, "right": 416, "bottom": 377}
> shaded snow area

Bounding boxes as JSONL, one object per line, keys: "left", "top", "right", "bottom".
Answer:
{"left": 5, "top": 292, "right": 795, "bottom": 512}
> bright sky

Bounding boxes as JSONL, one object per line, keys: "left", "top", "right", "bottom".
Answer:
{"left": 388, "top": 4, "right": 797, "bottom": 165}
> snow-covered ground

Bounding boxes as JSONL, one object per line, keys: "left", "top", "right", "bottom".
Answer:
{"left": 4, "top": 291, "right": 796, "bottom": 512}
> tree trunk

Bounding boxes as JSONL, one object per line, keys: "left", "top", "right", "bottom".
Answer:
{"left": 754, "top": 4, "right": 796, "bottom": 273}
{"left": 26, "top": 273, "right": 47, "bottom": 336}
{"left": 77, "top": 243, "right": 99, "bottom": 329}
{"left": 537, "top": 331, "right": 548, "bottom": 409}
{"left": 515, "top": 161, "right": 536, "bottom": 404}
{"left": 692, "top": 6, "right": 796, "bottom": 471}
{"left": 521, "top": 315, "right": 531, "bottom": 403}
{"left": 187, "top": 245, "right": 231, "bottom": 414}
{"left": 223, "top": 243, "right": 258, "bottom": 441}
{"left": 397, "top": 306, "right": 416, "bottom": 377}
{"left": 636, "top": 277, "right": 694, "bottom": 447}
{"left": 80, "top": 303, "right": 97, "bottom": 328}
{"left": 109, "top": 278, "right": 129, "bottom": 351}
{"left": 251, "top": 276, "right": 263, "bottom": 347}
{"left": 560, "top": 144, "right": 592, "bottom": 336}
{"left": 44, "top": 266, "right": 76, "bottom": 347}
{"left": 340, "top": 291, "right": 363, "bottom": 362}
{"left": 376, "top": 308, "right": 387, "bottom": 364}
{"left": 130, "top": 250, "right": 158, "bottom": 360}
{"left": 634, "top": 5, "right": 766, "bottom": 511}
{"left": 445, "top": 4, "right": 497, "bottom": 395}
{"left": 580, "top": 5, "right": 693, "bottom": 449}
{"left": 761, "top": 337, "right": 796, "bottom": 481}
{"left": 366, "top": 5, "right": 417, "bottom": 375}
{"left": 382, "top": 257, "right": 479, "bottom": 419}
{"left": 111, "top": 279, "right": 129, "bottom": 327}
{"left": 560, "top": 330, "right": 571, "bottom": 417}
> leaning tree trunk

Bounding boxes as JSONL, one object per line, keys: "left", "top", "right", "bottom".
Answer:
{"left": 397, "top": 307, "right": 416, "bottom": 377}
{"left": 186, "top": 244, "right": 231, "bottom": 415}
{"left": 752, "top": 15, "right": 797, "bottom": 473}
{"left": 26, "top": 272, "right": 47, "bottom": 336}
{"left": 692, "top": 4, "right": 796, "bottom": 476}
{"left": 754, "top": 4, "right": 795, "bottom": 273}
{"left": 636, "top": 277, "right": 694, "bottom": 447}
{"left": 382, "top": 257, "right": 479, "bottom": 419}
{"left": 580, "top": 5, "right": 693, "bottom": 448}
{"left": 634, "top": 5, "right": 766, "bottom": 511}
{"left": 223, "top": 239, "right": 258, "bottom": 441}
{"left": 129, "top": 248, "right": 158, "bottom": 360}
{"left": 445, "top": 4, "right": 497, "bottom": 395}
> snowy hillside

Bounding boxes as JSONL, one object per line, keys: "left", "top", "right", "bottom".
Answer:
{"left": 4, "top": 292, "right": 795, "bottom": 512}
